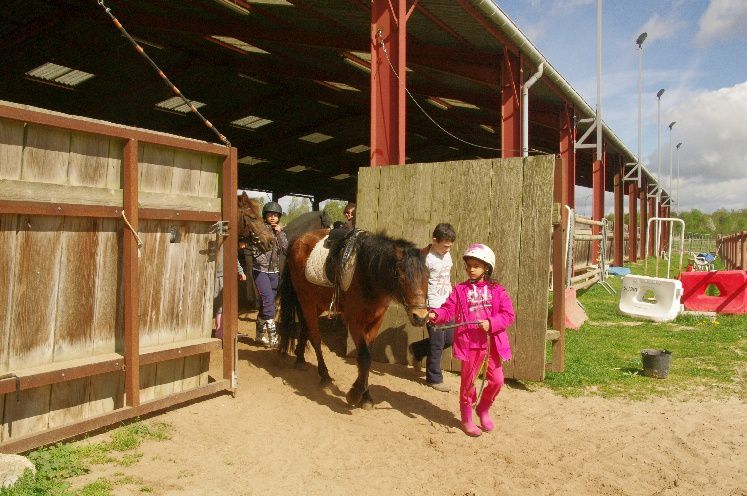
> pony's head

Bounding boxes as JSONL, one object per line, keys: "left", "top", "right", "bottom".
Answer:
{"left": 392, "top": 241, "right": 430, "bottom": 327}
{"left": 238, "top": 193, "right": 273, "bottom": 251}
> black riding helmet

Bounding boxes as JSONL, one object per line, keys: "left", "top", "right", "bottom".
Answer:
{"left": 262, "top": 201, "right": 283, "bottom": 219}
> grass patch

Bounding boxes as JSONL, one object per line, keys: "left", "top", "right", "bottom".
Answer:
{"left": 0, "top": 421, "right": 172, "bottom": 496}
{"left": 541, "top": 256, "right": 747, "bottom": 400}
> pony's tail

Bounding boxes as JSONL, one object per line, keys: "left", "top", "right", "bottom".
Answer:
{"left": 278, "top": 263, "right": 298, "bottom": 355}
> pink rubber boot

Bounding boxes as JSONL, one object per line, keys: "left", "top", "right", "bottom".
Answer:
{"left": 475, "top": 399, "right": 494, "bottom": 432}
{"left": 460, "top": 405, "right": 482, "bottom": 437}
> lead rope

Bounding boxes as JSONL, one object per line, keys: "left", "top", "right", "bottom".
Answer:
{"left": 96, "top": 0, "right": 230, "bottom": 148}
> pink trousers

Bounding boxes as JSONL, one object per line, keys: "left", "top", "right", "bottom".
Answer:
{"left": 459, "top": 347, "right": 504, "bottom": 409}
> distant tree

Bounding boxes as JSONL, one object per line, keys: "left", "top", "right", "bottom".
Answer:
{"left": 282, "top": 196, "right": 312, "bottom": 225}
{"left": 323, "top": 200, "right": 347, "bottom": 224}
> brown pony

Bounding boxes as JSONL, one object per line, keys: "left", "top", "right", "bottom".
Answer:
{"left": 278, "top": 229, "right": 429, "bottom": 409}
{"left": 237, "top": 192, "right": 273, "bottom": 251}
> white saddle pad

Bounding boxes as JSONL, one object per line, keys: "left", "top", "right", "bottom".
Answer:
{"left": 304, "top": 235, "right": 356, "bottom": 291}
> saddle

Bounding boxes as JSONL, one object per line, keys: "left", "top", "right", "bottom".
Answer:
{"left": 304, "top": 228, "right": 362, "bottom": 293}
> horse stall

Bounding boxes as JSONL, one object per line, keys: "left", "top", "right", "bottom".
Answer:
{"left": 0, "top": 101, "right": 238, "bottom": 453}
{"left": 351, "top": 155, "right": 560, "bottom": 381}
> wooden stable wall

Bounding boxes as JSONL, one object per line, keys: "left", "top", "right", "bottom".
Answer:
{"left": 0, "top": 101, "right": 237, "bottom": 452}
{"left": 354, "top": 156, "right": 555, "bottom": 381}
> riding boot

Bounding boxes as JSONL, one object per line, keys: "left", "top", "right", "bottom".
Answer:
{"left": 266, "top": 319, "right": 278, "bottom": 348}
{"left": 256, "top": 318, "right": 269, "bottom": 346}
{"left": 460, "top": 404, "right": 482, "bottom": 437}
{"left": 475, "top": 397, "right": 495, "bottom": 432}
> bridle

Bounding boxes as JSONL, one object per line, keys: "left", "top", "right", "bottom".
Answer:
{"left": 394, "top": 262, "right": 429, "bottom": 312}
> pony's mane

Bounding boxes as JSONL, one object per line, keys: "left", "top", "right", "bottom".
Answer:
{"left": 356, "top": 232, "right": 428, "bottom": 298}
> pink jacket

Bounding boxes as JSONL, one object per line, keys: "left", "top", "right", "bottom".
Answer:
{"left": 431, "top": 280, "right": 515, "bottom": 361}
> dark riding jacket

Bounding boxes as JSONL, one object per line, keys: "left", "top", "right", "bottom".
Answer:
{"left": 250, "top": 223, "right": 288, "bottom": 273}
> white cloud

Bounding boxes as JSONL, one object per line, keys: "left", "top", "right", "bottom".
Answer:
{"left": 696, "top": 0, "right": 747, "bottom": 46}
{"left": 639, "top": 13, "right": 686, "bottom": 44}
{"left": 654, "top": 82, "right": 747, "bottom": 211}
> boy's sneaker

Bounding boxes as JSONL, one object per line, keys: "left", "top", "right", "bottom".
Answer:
{"left": 427, "top": 381, "right": 450, "bottom": 392}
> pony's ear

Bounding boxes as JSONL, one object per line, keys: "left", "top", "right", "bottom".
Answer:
{"left": 393, "top": 244, "right": 405, "bottom": 261}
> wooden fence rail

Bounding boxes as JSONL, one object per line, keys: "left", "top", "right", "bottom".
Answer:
{"left": 717, "top": 231, "right": 747, "bottom": 270}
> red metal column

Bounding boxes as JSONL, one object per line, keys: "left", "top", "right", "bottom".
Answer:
{"left": 501, "top": 48, "right": 522, "bottom": 158}
{"left": 628, "top": 181, "right": 638, "bottom": 262}
{"left": 613, "top": 162, "right": 624, "bottom": 266}
{"left": 591, "top": 153, "right": 606, "bottom": 263}
{"left": 639, "top": 176, "right": 648, "bottom": 259}
{"left": 648, "top": 196, "right": 656, "bottom": 256}
{"left": 370, "top": 0, "right": 408, "bottom": 166}
{"left": 560, "top": 103, "right": 576, "bottom": 208}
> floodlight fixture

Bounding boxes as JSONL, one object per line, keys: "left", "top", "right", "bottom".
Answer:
{"left": 636, "top": 32, "right": 647, "bottom": 47}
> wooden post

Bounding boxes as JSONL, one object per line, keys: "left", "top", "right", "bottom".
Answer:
{"left": 123, "top": 139, "right": 140, "bottom": 407}
{"left": 551, "top": 157, "right": 567, "bottom": 372}
{"left": 222, "top": 147, "right": 238, "bottom": 388}
{"left": 628, "top": 181, "right": 638, "bottom": 262}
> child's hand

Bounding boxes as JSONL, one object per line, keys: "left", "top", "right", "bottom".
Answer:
{"left": 479, "top": 320, "right": 490, "bottom": 333}
{"left": 427, "top": 311, "right": 436, "bottom": 321}
{"left": 239, "top": 273, "right": 247, "bottom": 281}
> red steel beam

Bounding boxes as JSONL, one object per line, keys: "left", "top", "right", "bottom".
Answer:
{"left": 501, "top": 48, "right": 521, "bottom": 158}
{"left": 613, "top": 164, "right": 624, "bottom": 266}
{"left": 457, "top": 0, "right": 519, "bottom": 54}
{"left": 560, "top": 103, "right": 576, "bottom": 207}
{"left": 370, "top": 0, "right": 407, "bottom": 166}
{"left": 639, "top": 176, "right": 648, "bottom": 259}
{"left": 628, "top": 180, "right": 638, "bottom": 262}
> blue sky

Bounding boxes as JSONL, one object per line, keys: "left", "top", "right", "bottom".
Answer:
{"left": 497, "top": 0, "right": 747, "bottom": 214}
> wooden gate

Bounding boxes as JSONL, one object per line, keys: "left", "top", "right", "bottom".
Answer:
{"left": 0, "top": 101, "right": 237, "bottom": 453}
{"left": 351, "top": 156, "right": 556, "bottom": 381}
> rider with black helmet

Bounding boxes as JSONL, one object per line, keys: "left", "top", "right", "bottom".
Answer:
{"left": 250, "top": 200, "right": 288, "bottom": 347}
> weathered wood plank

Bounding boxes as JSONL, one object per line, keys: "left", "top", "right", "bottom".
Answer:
{"left": 355, "top": 166, "right": 381, "bottom": 232}
{"left": 138, "top": 143, "right": 175, "bottom": 195}
{"left": 513, "top": 155, "right": 555, "bottom": 381}
{"left": 171, "top": 149, "right": 203, "bottom": 196}
{"left": 197, "top": 154, "right": 220, "bottom": 198}
{"left": 21, "top": 125, "right": 70, "bottom": 184}
{"left": 488, "top": 158, "right": 524, "bottom": 378}
{"left": 9, "top": 216, "right": 64, "bottom": 370}
{"left": 68, "top": 133, "right": 111, "bottom": 188}
{"left": 1, "top": 386, "right": 51, "bottom": 440}
{"left": 0, "top": 119, "right": 24, "bottom": 180}
{"left": 0, "top": 214, "right": 18, "bottom": 374}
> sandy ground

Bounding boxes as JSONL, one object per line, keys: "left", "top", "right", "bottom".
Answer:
{"left": 74, "top": 311, "right": 747, "bottom": 496}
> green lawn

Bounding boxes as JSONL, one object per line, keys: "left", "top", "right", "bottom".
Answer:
{"left": 541, "top": 256, "right": 747, "bottom": 400}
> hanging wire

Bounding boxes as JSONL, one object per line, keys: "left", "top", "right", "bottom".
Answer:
{"left": 376, "top": 31, "right": 548, "bottom": 156}
{"left": 96, "top": 0, "right": 231, "bottom": 148}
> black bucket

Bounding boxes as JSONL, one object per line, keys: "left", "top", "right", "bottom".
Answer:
{"left": 641, "top": 349, "right": 671, "bottom": 379}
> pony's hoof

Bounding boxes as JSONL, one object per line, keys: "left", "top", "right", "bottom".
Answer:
{"left": 346, "top": 388, "right": 363, "bottom": 407}
{"left": 359, "top": 398, "right": 374, "bottom": 410}
{"left": 319, "top": 375, "right": 333, "bottom": 387}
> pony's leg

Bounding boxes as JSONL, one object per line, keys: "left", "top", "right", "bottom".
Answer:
{"left": 293, "top": 317, "right": 309, "bottom": 370}
{"left": 301, "top": 304, "right": 332, "bottom": 384}
{"left": 346, "top": 339, "right": 373, "bottom": 408}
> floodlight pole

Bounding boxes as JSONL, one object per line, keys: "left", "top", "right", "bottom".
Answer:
{"left": 636, "top": 32, "right": 647, "bottom": 187}
{"left": 676, "top": 142, "right": 683, "bottom": 211}
{"left": 668, "top": 120, "right": 676, "bottom": 213}
{"left": 655, "top": 88, "right": 665, "bottom": 256}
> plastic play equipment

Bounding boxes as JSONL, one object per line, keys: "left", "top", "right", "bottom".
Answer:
{"left": 619, "top": 217, "right": 685, "bottom": 322}
{"left": 679, "top": 270, "right": 747, "bottom": 314}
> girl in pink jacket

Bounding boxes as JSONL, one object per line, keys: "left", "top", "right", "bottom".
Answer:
{"left": 428, "top": 243, "right": 515, "bottom": 437}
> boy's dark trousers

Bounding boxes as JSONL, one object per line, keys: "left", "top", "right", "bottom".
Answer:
{"left": 410, "top": 323, "right": 454, "bottom": 384}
